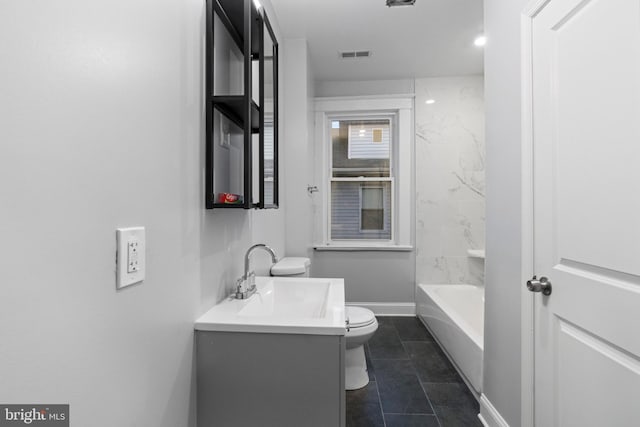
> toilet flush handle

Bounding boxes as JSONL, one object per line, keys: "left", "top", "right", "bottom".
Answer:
{"left": 345, "top": 318, "right": 350, "bottom": 332}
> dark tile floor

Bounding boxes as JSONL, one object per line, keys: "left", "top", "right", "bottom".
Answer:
{"left": 346, "top": 317, "right": 482, "bottom": 427}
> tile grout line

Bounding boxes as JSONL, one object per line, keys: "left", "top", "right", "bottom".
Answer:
{"left": 372, "top": 377, "right": 387, "bottom": 427}
{"left": 375, "top": 317, "right": 410, "bottom": 427}
{"left": 382, "top": 413, "right": 440, "bottom": 416}
{"left": 368, "top": 358, "right": 411, "bottom": 361}
{"left": 368, "top": 323, "right": 388, "bottom": 427}
{"left": 419, "top": 379, "right": 482, "bottom": 418}
{"left": 396, "top": 334, "right": 420, "bottom": 416}
{"left": 389, "top": 317, "right": 407, "bottom": 353}
{"left": 395, "top": 316, "right": 444, "bottom": 427}
{"left": 417, "top": 376, "right": 443, "bottom": 427}
{"left": 369, "top": 318, "right": 410, "bottom": 361}
{"left": 365, "top": 339, "right": 385, "bottom": 427}
{"left": 401, "top": 338, "right": 440, "bottom": 419}
{"left": 364, "top": 317, "right": 470, "bottom": 427}
{"left": 393, "top": 317, "right": 441, "bottom": 422}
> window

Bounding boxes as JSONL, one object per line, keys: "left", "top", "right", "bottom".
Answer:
{"left": 348, "top": 124, "right": 389, "bottom": 160}
{"left": 314, "top": 97, "right": 413, "bottom": 250}
{"left": 360, "top": 186, "right": 386, "bottom": 230}
{"left": 330, "top": 118, "right": 393, "bottom": 240}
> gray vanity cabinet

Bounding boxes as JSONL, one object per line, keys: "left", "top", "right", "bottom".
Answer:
{"left": 196, "top": 331, "right": 345, "bottom": 427}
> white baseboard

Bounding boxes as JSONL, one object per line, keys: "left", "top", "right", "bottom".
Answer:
{"left": 346, "top": 302, "right": 416, "bottom": 316}
{"left": 478, "top": 394, "right": 510, "bottom": 427}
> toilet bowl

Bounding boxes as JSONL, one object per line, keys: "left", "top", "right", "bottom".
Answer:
{"left": 345, "top": 306, "right": 378, "bottom": 390}
{"left": 270, "top": 257, "right": 378, "bottom": 390}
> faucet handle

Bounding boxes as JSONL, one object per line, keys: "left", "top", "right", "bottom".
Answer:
{"left": 234, "top": 277, "right": 246, "bottom": 299}
{"left": 234, "top": 273, "right": 257, "bottom": 299}
{"left": 246, "top": 271, "right": 256, "bottom": 289}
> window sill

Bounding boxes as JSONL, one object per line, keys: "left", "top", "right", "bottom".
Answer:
{"left": 313, "top": 244, "right": 413, "bottom": 252}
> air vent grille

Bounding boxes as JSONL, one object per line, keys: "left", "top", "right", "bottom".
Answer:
{"left": 386, "top": 0, "right": 416, "bottom": 6}
{"left": 340, "top": 50, "right": 372, "bottom": 59}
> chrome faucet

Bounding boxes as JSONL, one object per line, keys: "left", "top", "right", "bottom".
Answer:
{"left": 235, "top": 244, "right": 279, "bottom": 299}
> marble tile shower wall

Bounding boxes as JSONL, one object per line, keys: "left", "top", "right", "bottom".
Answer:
{"left": 415, "top": 76, "right": 485, "bottom": 286}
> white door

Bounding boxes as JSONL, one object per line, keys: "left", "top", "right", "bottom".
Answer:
{"left": 530, "top": 0, "right": 640, "bottom": 426}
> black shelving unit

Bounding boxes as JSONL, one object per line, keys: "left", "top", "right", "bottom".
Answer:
{"left": 212, "top": 96, "right": 260, "bottom": 133}
{"left": 258, "top": 14, "right": 279, "bottom": 209}
{"left": 205, "top": 0, "right": 278, "bottom": 210}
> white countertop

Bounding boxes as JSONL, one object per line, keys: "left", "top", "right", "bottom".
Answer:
{"left": 195, "top": 276, "right": 346, "bottom": 336}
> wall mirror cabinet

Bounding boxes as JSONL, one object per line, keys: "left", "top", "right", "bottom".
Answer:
{"left": 205, "top": 0, "right": 279, "bottom": 209}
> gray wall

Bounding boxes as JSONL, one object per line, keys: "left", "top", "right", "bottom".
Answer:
{"left": 315, "top": 79, "right": 415, "bottom": 97}
{"left": 0, "top": 0, "right": 285, "bottom": 426}
{"left": 313, "top": 252, "right": 415, "bottom": 303}
{"left": 483, "top": 0, "right": 528, "bottom": 425}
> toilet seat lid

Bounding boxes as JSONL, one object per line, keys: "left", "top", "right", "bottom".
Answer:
{"left": 270, "top": 257, "right": 310, "bottom": 276}
{"left": 346, "top": 306, "right": 376, "bottom": 328}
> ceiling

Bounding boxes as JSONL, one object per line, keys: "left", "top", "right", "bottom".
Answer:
{"left": 269, "top": 0, "right": 484, "bottom": 82}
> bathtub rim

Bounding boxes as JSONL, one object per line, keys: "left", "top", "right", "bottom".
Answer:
{"left": 417, "top": 282, "right": 485, "bottom": 394}
{"left": 417, "top": 283, "right": 484, "bottom": 351}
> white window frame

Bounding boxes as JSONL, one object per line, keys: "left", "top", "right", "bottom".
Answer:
{"left": 330, "top": 114, "right": 394, "bottom": 242}
{"left": 313, "top": 96, "right": 414, "bottom": 251}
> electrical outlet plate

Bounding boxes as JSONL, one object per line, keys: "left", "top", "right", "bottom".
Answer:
{"left": 116, "top": 227, "right": 145, "bottom": 289}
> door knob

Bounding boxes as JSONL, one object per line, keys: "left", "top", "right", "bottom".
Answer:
{"left": 526, "top": 275, "right": 552, "bottom": 296}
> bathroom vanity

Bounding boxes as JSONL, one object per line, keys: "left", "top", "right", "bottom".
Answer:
{"left": 195, "top": 276, "right": 346, "bottom": 427}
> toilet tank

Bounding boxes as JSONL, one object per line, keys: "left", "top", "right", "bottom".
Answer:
{"left": 270, "top": 257, "right": 311, "bottom": 277}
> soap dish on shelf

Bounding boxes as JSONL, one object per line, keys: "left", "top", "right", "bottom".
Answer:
{"left": 467, "top": 249, "right": 485, "bottom": 259}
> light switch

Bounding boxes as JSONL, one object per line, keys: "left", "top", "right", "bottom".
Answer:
{"left": 116, "top": 227, "right": 145, "bottom": 289}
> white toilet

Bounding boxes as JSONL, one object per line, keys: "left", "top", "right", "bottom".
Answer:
{"left": 269, "top": 256, "right": 311, "bottom": 277}
{"left": 344, "top": 305, "right": 378, "bottom": 390}
{"left": 270, "top": 257, "right": 378, "bottom": 390}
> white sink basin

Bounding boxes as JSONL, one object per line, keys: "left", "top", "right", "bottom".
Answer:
{"left": 195, "top": 276, "right": 345, "bottom": 335}
{"left": 238, "top": 279, "right": 330, "bottom": 319}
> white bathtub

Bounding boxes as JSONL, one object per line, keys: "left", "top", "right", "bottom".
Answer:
{"left": 416, "top": 284, "right": 484, "bottom": 393}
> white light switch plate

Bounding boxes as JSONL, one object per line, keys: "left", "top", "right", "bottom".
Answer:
{"left": 116, "top": 227, "right": 145, "bottom": 289}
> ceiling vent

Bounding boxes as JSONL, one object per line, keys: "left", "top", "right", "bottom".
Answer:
{"left": 340, "top": 50, "right": 372, "bottom": 59}
{"left": 386, "top": 0, "right": 416, "bottom": 6}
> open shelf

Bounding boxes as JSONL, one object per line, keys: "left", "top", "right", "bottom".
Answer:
{"left": 211, "top": 203, "right": 246, "bottom": 209}
{"left": 214, "top": 0, "right": 261, "bottom": 56}
{"left": 213, "top": 96, "right": 260, "bottom": 133}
